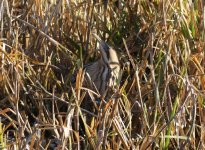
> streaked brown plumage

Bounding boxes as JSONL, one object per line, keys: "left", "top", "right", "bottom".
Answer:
{"left": 83, "top": 33, "right": 120, "bottom": 98}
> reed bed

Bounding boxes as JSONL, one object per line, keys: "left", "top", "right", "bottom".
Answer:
{"left": 0, "top": 0, "right": 205, "bottom": 149}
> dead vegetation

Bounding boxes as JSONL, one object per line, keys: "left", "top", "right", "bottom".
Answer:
{"left": 0, "top": 0, "right": 205, "bottom": 149}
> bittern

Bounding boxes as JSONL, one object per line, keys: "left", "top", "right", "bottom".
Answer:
{"left": 83, "top": 33, "right": 120, "bottom": 99}
{"left": 78, "top": 34, "right": 120, "bottom": 145}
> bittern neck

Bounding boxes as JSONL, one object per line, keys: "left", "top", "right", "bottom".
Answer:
{"left": 100, "top": 47, "right": 119, "bottom": 65}
{"left": 108, "top": 48, "right": 119, "bottom": 63}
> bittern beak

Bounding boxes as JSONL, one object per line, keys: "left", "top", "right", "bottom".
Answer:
{"left": 92, "top": 33, "right": 110, "bottom": 52}
{"left": 92, "top": 33, "right": 111, "bottom": 64}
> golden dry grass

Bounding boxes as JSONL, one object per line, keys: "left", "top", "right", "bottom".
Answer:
{"left": 0, "top": 0, "right": 205, "bottom": 149}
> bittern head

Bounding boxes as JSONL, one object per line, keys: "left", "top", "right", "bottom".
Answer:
{"left": 92, "top": 33, "right": 119, "bottom": 66}
{"left": 92, "top": 33, "right": 110, "bottom": 64}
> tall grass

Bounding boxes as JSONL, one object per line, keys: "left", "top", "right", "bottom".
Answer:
{"left": 0, "top": 0, "right": 205, "bottom": 149}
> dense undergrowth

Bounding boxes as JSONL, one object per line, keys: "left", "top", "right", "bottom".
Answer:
{"left": 0, "top": 0, "right": 205, "bottom": 149}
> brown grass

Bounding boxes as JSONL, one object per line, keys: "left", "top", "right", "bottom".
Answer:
{"left": 0, "top": 0, "right": 205, "bottom": 149}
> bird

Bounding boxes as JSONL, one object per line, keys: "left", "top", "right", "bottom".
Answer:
{"left": 83, "top": 33, "right": 120, "bottom": 100}
{"left": 78, "top": 34, "right": 121, "bottom": 148}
